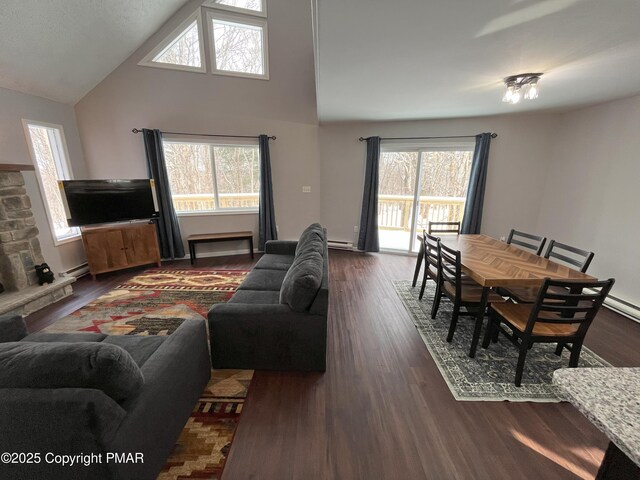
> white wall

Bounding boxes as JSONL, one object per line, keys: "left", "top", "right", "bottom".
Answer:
{"left": 319, "top": 113, "right": 560, "bottom": 243}
{"left": 537, "top": 94, "right": 640, "bottom": 307}
{"left": 74, "top": 0, "right": 320, "bottom": 256}
{"left": 0, "top": 87, "right": 87, "bottom": 275}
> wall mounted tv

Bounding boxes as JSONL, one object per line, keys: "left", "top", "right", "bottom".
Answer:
{"left": 60, "top": 179, "right": 159, "bottom": 227}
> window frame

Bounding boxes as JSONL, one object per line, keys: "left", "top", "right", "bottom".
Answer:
{"left": 203, "top": 0, "right": 267, "bottom": 18}
{"left": 206, "top": 9, "right": 270, "bottom": 80}
{"left": 162, "top": 136, "right": 260, "bottom": 217}
{"left": 22, "top": 119, "right": 81, "bottom": 246}
{"left": 138, "top": 10, "right": 206, "bottom": 73}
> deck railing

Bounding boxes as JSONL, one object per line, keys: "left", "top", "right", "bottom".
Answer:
{"left": 378, "top": 194, "right": 466, "bottom": 232}
{"left": 172, "top": 193, "right": 259, "bottom": 212}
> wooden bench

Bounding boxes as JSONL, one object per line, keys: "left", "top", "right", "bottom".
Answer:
{"left": 187, "top": 231, "right": 254, "bottom": 265}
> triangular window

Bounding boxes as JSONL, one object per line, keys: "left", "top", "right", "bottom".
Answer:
{"left": 139, "top": 11, "right": 205, "bottom": 72}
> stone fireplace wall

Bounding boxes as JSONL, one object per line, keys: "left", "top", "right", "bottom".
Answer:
{"left": 0, "top": 171, "right": 44, "bottom": 291}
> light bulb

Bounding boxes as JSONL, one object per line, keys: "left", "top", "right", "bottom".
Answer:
{"left": 525, "top": 81, "right": 538, "bottom": 100}
{"left": 510, "top": 87, "right": 521, "bottom": 104}
{"left": 502, "top": 85, "right": 514, "bottom": 102}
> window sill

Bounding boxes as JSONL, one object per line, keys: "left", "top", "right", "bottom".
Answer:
{"left": 177, "top": 210, "right": 258, "bottom": 217}
{"left": 53, "top": 234, "right": 82, "bottom": 247}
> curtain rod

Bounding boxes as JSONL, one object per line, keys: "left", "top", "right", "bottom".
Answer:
{"left": 131, "top": 128, "right": 276, "bottom": 140}
{"left": 358, "top": 133, "right": 497, "bottom": 141}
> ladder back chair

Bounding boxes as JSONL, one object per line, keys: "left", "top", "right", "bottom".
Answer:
{"left": 412, "top": 231, "right": 426, "bottom": 288}
{"left": 418, "top": 233, "right": 440, "bottom": 300}
{"left": 506, "top": 229, "right": 547, "bottom": 255}
{"left": 428, "top": 221, "right": 460, "bottom": 235}
{"left": 432, "top": 242, "right": 505, "bottom": 358}
{"left": 484, "top": 277, "right": 615, "bottom": 386}
{"left": 505, "top": 240, "right": 595, "bottom": 303}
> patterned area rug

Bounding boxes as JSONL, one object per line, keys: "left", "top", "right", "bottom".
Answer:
{"left": 45, "top": 268, "right": 252, "bottom": 479}
{"left": 393, "top": 280, "right": 610, "bottom": 402}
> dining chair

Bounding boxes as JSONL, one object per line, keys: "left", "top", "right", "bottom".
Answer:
{"left": 505, "top": 240, "right": 595, "bottom": 303}
{"left": 428, "top": 221, "right": 460, "bottom": 235}
{"left": 484, "top": 277, "right": 614, "bottom": 386}
{"left": 418, "top": 233, "right": 440, "bottom": 300}
{"left": 432, "top": 241, "right": 505, "bottom": 357}
{"left": 506, "top": 229, "right": 547, "bottom": 255}
{"left": 411, "top": 231, "right": 426, "bottom": 288}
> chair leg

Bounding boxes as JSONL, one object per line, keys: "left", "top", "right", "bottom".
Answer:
{"left": 569, "top": 341, "right": 583, "bottom": 368}
{"left": 418, "top": 269, "right": 429, "bottom": 300}
{"left": 431, "top": 281, "right": 442, "bottom": 319}
{"left": 412, "top": 243, "right": 424, "bottom": 287}
{"left": 515, "top": 340, "right": 530, "bottom": 387}
{"left": 446, "top": 304, "right": 460, "bottom": 343}
{"left": 555, "top": 342, "right": 565, "bottom": 356}
{"left": 482, "top": 308, "right": 496, "bottom": 348}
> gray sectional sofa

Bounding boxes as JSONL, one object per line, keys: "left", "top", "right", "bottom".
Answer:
{"left": 0, "top": 315, "right": 211, "bottom": 480}
{"left": 209, "top": 223, "right": 329, "bottom": 372}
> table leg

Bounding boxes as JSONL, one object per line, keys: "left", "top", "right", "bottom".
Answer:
{"left": 249, "top": 236, "right": 254, "bottom": 259}
{"left": 469, "top": 287, "right": 489, "bottom": 358}
{"left": 412, "top": 239, "right": 425, "bottom": 287}
{"left": 189, "top": 242, "right": 195, "bottom": 265}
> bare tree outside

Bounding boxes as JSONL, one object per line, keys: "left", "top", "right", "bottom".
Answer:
{"left": 212, "top": 19, "right": 263, "bottom": 74}
{"left": 154, "top": 21, "right": 201, "bottom": 67}
{"left": 163, "top": 142, "right": 260, "bottom": 212}
{"left": 27, "top": 125, "right": 78, "bottom": 240}
{"left": 213, "top": 0, "right": 262, "bottom": 12}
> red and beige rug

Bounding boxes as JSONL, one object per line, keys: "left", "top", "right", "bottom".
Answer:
{"left": 45, "top": 268, "right": 253, "bottom": 480}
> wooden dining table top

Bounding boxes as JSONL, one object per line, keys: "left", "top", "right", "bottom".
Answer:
{"left": 439, "top": 234, "right": 595, "bottom": 288}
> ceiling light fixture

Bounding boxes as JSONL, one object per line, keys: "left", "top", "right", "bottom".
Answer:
{"left": 502, "top": 73, "right": 543, "bottom": 104}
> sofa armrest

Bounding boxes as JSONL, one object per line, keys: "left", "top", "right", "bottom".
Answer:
{"left": 0, "top": 314, "right": 27, "bottom": 342}
{"left": 265, "top": 240, "right": 298, "bottom": 255}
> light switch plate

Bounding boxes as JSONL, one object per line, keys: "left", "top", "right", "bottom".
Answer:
{"left": 302, "top": 186, "right": 311, "bottom": 193}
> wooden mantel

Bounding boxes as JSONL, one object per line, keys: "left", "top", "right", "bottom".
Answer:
{"left": 0, "top": 164, "right": 35, "bottom": 171}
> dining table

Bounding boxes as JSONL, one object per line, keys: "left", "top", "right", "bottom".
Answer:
{"left": 437, "top": 234, "right": 596, "bottom": 357}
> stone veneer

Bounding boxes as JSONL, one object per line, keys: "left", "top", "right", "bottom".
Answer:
{"left": 0, "top": 171, "right": 44, "bottom": 291}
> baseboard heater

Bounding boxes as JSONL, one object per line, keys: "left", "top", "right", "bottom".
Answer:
{"left": 327, "top": 240, "right": 354, "bottom": 251}
{"left": 603, "top": 295, "right": 640, "bottom": 324}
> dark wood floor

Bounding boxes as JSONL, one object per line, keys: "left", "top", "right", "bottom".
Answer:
{"left": 25, "top": 251, "right": 640, "bottom": 480}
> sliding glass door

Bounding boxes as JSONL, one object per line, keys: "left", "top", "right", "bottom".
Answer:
{"left": 377, "top": 143, "right": 474, "bottom": 253}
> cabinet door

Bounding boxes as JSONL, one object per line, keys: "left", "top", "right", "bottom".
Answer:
{"left": 84, "top": 230, "right": 129, "bottom": 273}
{"left": 122, "top": 225, "right": 159, "bottom": 265}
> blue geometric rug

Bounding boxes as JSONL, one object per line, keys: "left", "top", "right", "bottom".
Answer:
{"left": 393, "top": 280, "right": 610, "bottom": 402}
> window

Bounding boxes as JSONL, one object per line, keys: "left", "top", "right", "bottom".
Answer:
{"left": 377, "top": 143, "right": 474, "bottom": 252}
{"left": 203, "top": 0, "right": 266, "bottom": 17}
{"left": 139, "top": 11, "right": 205, "bottom": 72}
{"left": 207, "top": 10, "right": 268, "bottom": 78}
{"left": 163, "top": 139, "right": 260, "bottom": 214}
{"left": 23, "top": 121, "right": 80, "bottom": 244}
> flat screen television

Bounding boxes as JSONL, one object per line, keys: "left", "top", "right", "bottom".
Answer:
{"left": 60, "top": 179, "right": 159, "bottom": 227}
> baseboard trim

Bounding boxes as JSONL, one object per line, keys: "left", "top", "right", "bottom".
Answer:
{"left": 61, "top": 262, "right": 90, "bottom": 278}
{"left": 603, "top": 295, "right": 640, "bottom": 324}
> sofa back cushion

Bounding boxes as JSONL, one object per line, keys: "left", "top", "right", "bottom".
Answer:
{"left": 0, "top": 341, "right": 144, "bottom": 402}
{"left": 295, "top": 223, "right": 324, "bottom": 257}
{"left": 280, "top": 250, "right": 324, "bottom": 312}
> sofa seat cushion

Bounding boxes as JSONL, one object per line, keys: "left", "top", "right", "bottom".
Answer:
{"left": 280, "top": 250, "right": 324, "bottom": 312}
{"left": 253, "top": 254, "right": 294, "bottom": 271}
{"left": 0, "top": 341, "right": 144, "bottom": 402}
{"left": 22, "top": 332, "right": 107, "bottom": 343}
{"left": 239, "top": 269, "right": 287, "bottom": 291}
{"left": 228, "top": 289, "right": 281, "bottom": 305}
{"left": 102, "top": 336, "right": 166, "bottom": 367}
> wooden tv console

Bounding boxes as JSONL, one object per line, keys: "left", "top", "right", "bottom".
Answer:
{"left": 81, "top": 222, "right": 161, "bottom": 280}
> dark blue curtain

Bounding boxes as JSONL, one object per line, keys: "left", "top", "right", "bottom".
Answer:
{"left": 258, "top": 134, "right": 277, "bottom": 251}
{"left": 357, "top": 136, "right": 381, "bottom": 252}
{"left": 461, "top": 133, "right": 492, "bottom": 234}
{"left": 142, "top": 129, "right": 185, "bottom": 259}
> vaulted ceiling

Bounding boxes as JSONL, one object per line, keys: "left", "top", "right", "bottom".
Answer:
{"left": 0, "top": 0, "right": 190, "bottom": 104}
{"left": 313, "top": 0, "right": 640, "bottom": 121}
